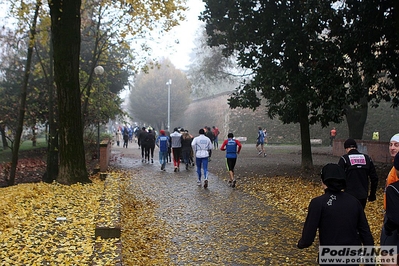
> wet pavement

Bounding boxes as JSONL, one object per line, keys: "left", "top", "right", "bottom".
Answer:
{"left": 110, "top": 143, "right": 320, "bottom": 265}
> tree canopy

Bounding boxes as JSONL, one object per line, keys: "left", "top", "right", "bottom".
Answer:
{"left": 200, "top": 0, "right": 399, "bottom": 169}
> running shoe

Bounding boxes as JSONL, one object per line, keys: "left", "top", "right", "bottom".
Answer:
{"left": 232, "top": 180, "right": 236, "bottom": 188}
{"left": 228, "top": 180, "right": 232, "bottom": 187}
{"left": 197, "top": 181, "right": 201, "bottom": 186}
{"left": 204, "top": 180, "right": 208, "bottom": 188}
{"left": 264, "top": 153, "right": 267, "bottom": 157}
{"left": 174, "top": 167, "right": 177, "bottom": 172}
{"left": 161, "top": 165, "right": 164, "bottom": 171}
{"left": 258, "top": 151, "right": 262, "bottom": 155}
{"left": 151, "top": 159, "right": 154, "bottom": 163}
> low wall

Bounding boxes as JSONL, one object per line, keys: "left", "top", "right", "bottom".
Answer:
{"left": 100, "top": 139, "right": 111, "bottom": 172}
{"left": 332, "top": 139, "right": 391, "bottom": 163}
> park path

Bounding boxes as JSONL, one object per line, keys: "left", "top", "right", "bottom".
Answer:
{"left": 110, "top": 143, "right": 319, "bottom": 265}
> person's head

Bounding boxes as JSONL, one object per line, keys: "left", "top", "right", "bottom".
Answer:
{"left": 142, "top": 127, "right": 146, "bottom": 131}
{"left": 320, "top": 163, "right": 346, "bottom": 191}
{"left": 258, "top": 126, "right": 262, "bottom": 130}
{"left": 390, "top": 134, "right": 399, "bottom": 158}
{"left": 227, "top": 133, "right": 234, "bottom": 139}
{"left": 160, "top": 130, "right": 165, "bottom": 136}
{"left": 212, "top": 126, "right": 216, "bottom": 129}
{"left": 199, "top": 128, "right": 205, "bottom": 135}
{"left": 344, "top": 138, "right": 357, "bottom": 152}
{"left": 173, "top": 127, "right": 178, "bottom": 132}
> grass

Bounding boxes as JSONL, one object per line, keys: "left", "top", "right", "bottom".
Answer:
{"left": 0, "top": 137, "right": 47, "bottom": 163}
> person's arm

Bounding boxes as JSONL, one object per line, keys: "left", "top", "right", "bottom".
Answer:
{"left": 356, "top": 204, "right": 374, "bottom": 246}
{"left": 220, "top": 140, "right": 228, "bottom": 151}
{"left": 337, "top": 156, "right": 346, "bottom": 169}
{"left": 368, "top": 160, "right": 378, "bottom": 202}
{"left": 297, "top": 198, "right": 321, "bottom": 249}
{"left": 236, "top": 140, "right": 242, "bottom": 154}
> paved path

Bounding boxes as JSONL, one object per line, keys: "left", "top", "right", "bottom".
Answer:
{"left": 111, "top": 144, "right": 320, "bottom": 265}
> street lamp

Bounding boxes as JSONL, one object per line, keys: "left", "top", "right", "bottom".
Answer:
{"left": 166, "top": 79, "right": 172, "bottom": 130}
{"left": 94, "top": 65, "right": 104, "bottom": 160}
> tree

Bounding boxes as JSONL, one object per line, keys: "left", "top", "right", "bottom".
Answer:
{"left": 128, "top": 58, "right": 191, "bottom": 130}
{"left": 8, "top": 0, "right": 41, "bottom": 186}
{"left": 201, "top": 0, "right": 399, "bottom": 169}
{"left": 187, "top": 29, "right": 242, "bottom": 99}
{"left": 49, "top": 0, "right": 91, "bottom": 184}
{"left": 329, "top": 1, "right": 399, "bottom": 139}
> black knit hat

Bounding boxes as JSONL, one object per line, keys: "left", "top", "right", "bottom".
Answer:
{"left": 321, "top": 163, "right": 346, "bottom": 191}
{"left": 394, "top": 153, "right": 399, "bottom": 170}
{"left": 344, "top": 138, "right": 357, "bottom": 149}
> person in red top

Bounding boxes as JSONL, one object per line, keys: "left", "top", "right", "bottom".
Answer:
{"left": 220, "top": 133, "right": 242, "bottom": 188}
{"left": 212, "top": 126, "right": 220, "bottom": 150}
{"left": 329, "top": 127, "right": 337, "bottom": 147}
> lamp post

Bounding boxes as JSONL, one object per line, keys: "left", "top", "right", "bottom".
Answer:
{"left": 166, "top": 79, "right": 172, "bottom": 130}
{"left": 94, "top": 65, "right": 104, "bottom": 160}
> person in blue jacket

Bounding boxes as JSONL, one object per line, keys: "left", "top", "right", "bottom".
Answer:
{"left": 156, "top": 130, "right": 169, "bottom": 171}
{"left": 220, "top": 133, "right": 242, "bottom": 188}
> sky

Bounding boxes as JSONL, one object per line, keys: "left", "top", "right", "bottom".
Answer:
{"left": 154, "top": 0, "right": 205, "bottom": 70}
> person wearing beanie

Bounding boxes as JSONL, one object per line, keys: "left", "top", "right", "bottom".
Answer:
{"left": 191, "top": 128, "right": 212, "bottom": 188}
{"left": 298, "top": 164, "right": 374, "bottom": 255}
{"left": 380, "top": 134, "right": 399, "bottom": 254}
{"left": 381, "top": 153, "right": 399, "bottom": 257}
{"left": 338, "top": 138, "right": 378, "bottom": 209}
{"left": 220, "top": 133, "right": 242, "bottom": 188}
{"left": 156, "top": 130, "right": 169, "bottom": 171}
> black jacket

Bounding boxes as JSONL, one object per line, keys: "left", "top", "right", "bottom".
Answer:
{"left": 338, "top": 149, "right": 378, "bottom": 200}
{"left": 385, "top": 181, "right": 399, "bottom": 233}
{"left": 298, "top": 189, "right": 374, "bottom": 248}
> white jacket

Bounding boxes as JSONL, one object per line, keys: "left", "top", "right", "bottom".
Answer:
{"left": 191, "top": 134, "right": 212, "bottom": 158}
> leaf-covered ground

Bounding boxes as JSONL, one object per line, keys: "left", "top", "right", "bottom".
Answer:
{"left": 0, "top": 144, "right": 390, "bottom": 265}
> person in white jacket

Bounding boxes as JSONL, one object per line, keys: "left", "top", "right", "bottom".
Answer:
{"left": 191, "top": 128, "right": 212, "bottom": 188}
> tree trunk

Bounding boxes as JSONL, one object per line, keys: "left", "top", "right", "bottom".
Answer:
{"left": 49, "top": 0, "right": 91, "bottom": 185}
{"left": 0, "top": 124, "right": 8, "bottom": 150}
{"left": 345, "top": 97, "right": 368, "bottom": 139}
{"left": 298, "top": 102, "right": 313, "bottom": 170}
{"left": 8, "top": 1, "right": 41, "bottom": 186}
{"left": 44, "top": 35, "right": 59, "bottom": 184}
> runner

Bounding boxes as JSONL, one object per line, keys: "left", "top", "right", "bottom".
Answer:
{"left": 220, "top": 133, "right": 242, "bottom": 188}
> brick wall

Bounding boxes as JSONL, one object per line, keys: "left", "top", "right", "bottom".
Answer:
{"left": 332, "top": 139, "right": 391, "bottom": 163}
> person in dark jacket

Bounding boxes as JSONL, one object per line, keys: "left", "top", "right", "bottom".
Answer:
{"left": 145, "top": 128, "right": 156, "bottom": 163}
{"left": 181, "top": 130, "right": 193, "bottom": 171}
{"left": 338, "top": 138, "right": 378, "bottom": 209}
{"left": 138, "top": 127, "right": 148, "bottom": 162}
{"left": 381, "top": 152, "right": 399, "bottom": 260}
{"left": 297, "top": 164, "right": 374, "bottom": 264}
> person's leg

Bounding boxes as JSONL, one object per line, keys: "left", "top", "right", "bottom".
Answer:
{"left": 196, "top": 157, "right": 202, "bottom": 185}
{"left": 183, "top": 150, "right": 189, "bottom": 170}
{"left": 150, "top": 146, "right": 155, "bottom": 163}
{"left": 172, "top": 148, "right": 178, "bottom": 171}
{"left": 203, "top": 157, "right": 209, "bottom": 188}
{"left": 176, "top": 148, "right": 181, "bottom": 170}
{"left": 145, "top": 146, "right": 150, "bottom": 162}
{"left": 230, "top": 158, "right": 237, "bottom": 187}
{"left": 141, "top": 145, "right": 145, "bottom": 161}
{"left": 159, "top": 151, "right": 164, "bottom": 165}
